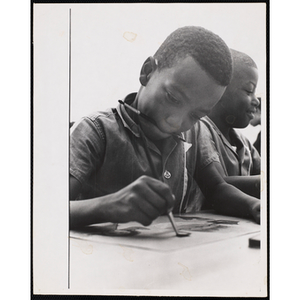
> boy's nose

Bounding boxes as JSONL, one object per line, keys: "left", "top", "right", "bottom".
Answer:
{"left": 252, "top": 96, "right": 260, "bottom": 107}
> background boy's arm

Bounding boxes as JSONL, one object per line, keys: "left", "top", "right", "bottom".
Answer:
{"left": 196, "top": 162, "right": 260, "bottom": 223}
{"left": 224, "top": 175, "right": 260, "bottom": 198}
{"left": 69, "top": 175, "right": 175, "bottom": 229}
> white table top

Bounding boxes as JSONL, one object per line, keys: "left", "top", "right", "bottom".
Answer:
{"left": 69, "top": 212, "right": 267, "bottom": 297}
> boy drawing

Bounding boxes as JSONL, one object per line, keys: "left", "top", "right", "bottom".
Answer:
{"left": 197, "top": 49, "right": 261, "bottom": 209}
{"left": 70, "top": 27, "right": 260, "bottom": 229}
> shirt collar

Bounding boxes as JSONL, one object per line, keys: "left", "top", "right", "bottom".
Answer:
{"left": 203, "top": 116, "right": 242, "bottom": 152}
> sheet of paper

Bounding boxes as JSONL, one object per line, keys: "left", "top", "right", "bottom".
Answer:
{"left": 70, "top": 212, "right": 260, "bottom": 252}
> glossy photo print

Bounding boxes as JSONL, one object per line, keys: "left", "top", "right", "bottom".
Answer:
{"left": 33, "top": 2, "right": 268, "bottom": 297}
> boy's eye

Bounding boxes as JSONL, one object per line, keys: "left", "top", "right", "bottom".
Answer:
{"left": 245, "top": 90, "right": 253, "bottom": 95}
{"left": 166, "top": 91, "right": 181, "bottom": 105}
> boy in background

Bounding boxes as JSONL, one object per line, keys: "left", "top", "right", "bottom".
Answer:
{"left": 196, "top": 49, "right": 261, "bottom": 214}
{"left": 70, "top": 27, "right": 260, "bottom": 229}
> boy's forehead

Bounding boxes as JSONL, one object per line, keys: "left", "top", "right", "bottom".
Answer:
{"left": 171, "top": 55, "right": 201, "bottom": 72}
{"left": 167, "top": 57, "right": 224, "bottom": 96}
{"left": 232, "top": 65, "right": 258, "bottom": 84}
{"left": 166, "top": 56, "right": 216, "bottom": 86}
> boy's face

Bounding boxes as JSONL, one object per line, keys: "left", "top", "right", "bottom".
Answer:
{"left": 137, "top": 56, "right": 226, "bottom": 141}
{"left": 219, "top": 64, "right": 259, "bottom": 128}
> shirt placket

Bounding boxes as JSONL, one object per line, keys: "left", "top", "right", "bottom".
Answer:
{"left": 161, "top": 140, "right": 185, "bottom": 211}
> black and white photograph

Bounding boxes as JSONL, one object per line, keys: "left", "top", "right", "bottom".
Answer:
{"left": 32, "top": 2, "right": 268, "bottom": 297}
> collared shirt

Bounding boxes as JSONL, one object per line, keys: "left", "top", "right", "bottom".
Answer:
{"left": 70, "top": 93, "right": 213, "bottom": 213}
{"left": 199, "top": 116, "right": 261, "bottom": 176}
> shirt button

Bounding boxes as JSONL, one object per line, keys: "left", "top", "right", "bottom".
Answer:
{"left": 163, "top": 170, "right": 171, "bottom": 179}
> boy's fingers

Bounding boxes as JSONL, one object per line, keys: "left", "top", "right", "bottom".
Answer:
{"left": 142, "top": 177, "right": 175, "bottom": 210}
{"left": 133, "top": 180, "right": 172, "bottom": 214}
{"left": 135, "top": 198, "right": 161, "bottom": 221}
{"left": 133, "top": 211, "right": 153, "bottom": 226}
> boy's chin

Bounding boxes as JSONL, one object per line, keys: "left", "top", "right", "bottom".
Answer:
{"left": 147, "top": 130, "right": 172, "bottom": 141}
{"left": 234, "top": 120, "right": 250, "bottom": 129}
{"left": 143, "top": 124, "right": 173, "bottom": 141}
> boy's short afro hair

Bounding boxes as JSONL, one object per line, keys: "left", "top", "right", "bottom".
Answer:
{"left": 230, "top": 49, "right": 257, "bottom": 69}
{"left": 153, "top": 26, "right": 232, "bottom": 86}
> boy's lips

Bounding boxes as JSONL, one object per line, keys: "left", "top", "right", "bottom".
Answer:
{"left": 246, "top": 111, "right": 254, "bottom": 119}
{"left": 246, "top": 108, "right": 257, "bottom": 119}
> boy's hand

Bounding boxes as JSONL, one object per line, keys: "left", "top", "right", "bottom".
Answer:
{"left": 106, "top": 175, "right": 175, "bottom": 226}
{"left": 249, "top": 200, "right": 260, "bottom": 224}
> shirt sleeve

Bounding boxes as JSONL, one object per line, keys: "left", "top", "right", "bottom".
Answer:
{"left": 239, "top": 133, "right": 261, "bottom": 175}
{"left": 250, "top": 142, "right": 261, "bottom": 175}
{"left": 196, "top": 121, "right": 220, "bottom": 170}
{"left": 70, "top": 116, "right": 105, "bottom": 185}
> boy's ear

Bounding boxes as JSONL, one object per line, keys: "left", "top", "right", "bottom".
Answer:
{"left": 139, "top": 56, "right": 157, "bottom": 86}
